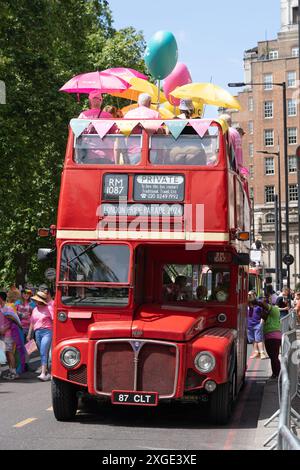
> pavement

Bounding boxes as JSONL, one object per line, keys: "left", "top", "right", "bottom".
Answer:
{"left": 1, "top": 334, "right": 299, "bottom": 450}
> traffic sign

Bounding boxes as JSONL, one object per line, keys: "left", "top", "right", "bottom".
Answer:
{"left": 45, "top": 268, "right": 56, "bottom": 280}
{"left": 283, "top": 254, "right": 295, "bottom": 266}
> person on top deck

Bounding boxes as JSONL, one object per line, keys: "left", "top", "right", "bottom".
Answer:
{"left": 219, "top": 113, "right": 244, "bottom": 172}
{"left": 78, "top": 91, "right": 113, "bottom": 119}
{"left": 123, "top": 93, "right": 161, "bottom": 119}
{"left": 178, "top": 99, "right": 195, "bottom": 120}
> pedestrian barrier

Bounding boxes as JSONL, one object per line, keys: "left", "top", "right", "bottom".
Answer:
{"left": 277, "top": 349, "right": 300, "bottom": 450}
{"left": 263, "top": 314, "right": 300, "bottom": 450}
{"left": 280, "top": 310, "right": 297, "bottom": 334}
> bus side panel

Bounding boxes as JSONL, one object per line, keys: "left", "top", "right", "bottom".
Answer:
{"left": 190, "top": 171, "right": 229, "bottom": 233}
{"left": 57, "top": 170, "right": 100, "bottom": 230}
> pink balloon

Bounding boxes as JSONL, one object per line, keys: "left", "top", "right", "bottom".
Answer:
{"left": 163, "top": 63, "right": 192, "bottom": 106}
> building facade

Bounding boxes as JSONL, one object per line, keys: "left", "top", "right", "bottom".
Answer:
{"left": 229, "top": 0, "right": 300, "bottom": 288}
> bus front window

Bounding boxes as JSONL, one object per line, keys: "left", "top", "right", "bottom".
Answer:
{"left": 149, "top": 129, "right": 219, "bottom": 166}
{"left": 59, "top": 244, "right": 130, "bottom": 307}
{"left": 74, "top": 134, "right": 142, "bottom": 165}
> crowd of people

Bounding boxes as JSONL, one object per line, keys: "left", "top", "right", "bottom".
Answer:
{"left": 247, "top": 285, "right": 299, "bottom": 380}
{"left": 0, "top": 285, "right": 54, "bottom": 381}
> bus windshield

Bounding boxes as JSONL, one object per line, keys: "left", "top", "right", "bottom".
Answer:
{"left": 60, "top": 244, "right": 130, "bottom": 283}
{"left": 59, "top": 244, "right": 130, "bottom": 307}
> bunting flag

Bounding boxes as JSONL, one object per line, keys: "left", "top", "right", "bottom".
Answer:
{"left": 92, "top": 120, "right": 115, "bottom": 139}
{"left": 139, "top": 120, "right": 164, "bottom": 134}
{"left": 116, "top": 120, "right": 140, "bottom": 136}
{"left": 189, "top": 119, "right": 213, "bottom": 138}
{"left": 70, "top": 119, "right": 90, "bottom": 138}
{"left": 164, "top": 120, "right": 188, "bottom": 140}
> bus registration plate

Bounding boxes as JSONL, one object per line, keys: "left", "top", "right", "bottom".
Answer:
{"left": 112, "top": 391, "right": 158, "bottom": 406}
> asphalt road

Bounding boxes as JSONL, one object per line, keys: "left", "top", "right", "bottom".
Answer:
{"left": 0, "top": 350, "right": 272, "bottom": 451}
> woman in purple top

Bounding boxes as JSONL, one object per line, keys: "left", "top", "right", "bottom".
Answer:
{"left": 247, "top": 291, "right": 267, "bottom": 359}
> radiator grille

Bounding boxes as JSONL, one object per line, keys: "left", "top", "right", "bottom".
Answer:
{"left": 95, "top": 340, "right": 178, "bottom": 398}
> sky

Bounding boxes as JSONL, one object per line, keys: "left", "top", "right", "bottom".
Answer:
{"left": 108, "top": 0, "right": 281, "bottom": 115}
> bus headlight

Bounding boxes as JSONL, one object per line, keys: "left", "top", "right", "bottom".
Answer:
{"left": 60, "top": 347, "right": 81, "bottom": 369}
{"left": 194, "top": 352, "right": 216, "bottom": 373}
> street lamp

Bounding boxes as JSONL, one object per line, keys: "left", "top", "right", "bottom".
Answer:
{"left": 228, "top": 81, "right": 290, "bottom": 289}
{"left": 257, "top": 149, "right": 283, "bottom": 289}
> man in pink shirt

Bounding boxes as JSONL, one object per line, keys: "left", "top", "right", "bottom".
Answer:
{"left": 118, "top": 94, "right": 161, "bottom": 165}
{"left": 123, "top": 93, "right": 161, "bottom": 119}
{"left": 78, "top": 90, "right": 113, "bottom": 119}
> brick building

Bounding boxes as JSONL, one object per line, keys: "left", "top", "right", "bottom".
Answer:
{"left": 228, "top": 0, "right": 300, "bottom": 288}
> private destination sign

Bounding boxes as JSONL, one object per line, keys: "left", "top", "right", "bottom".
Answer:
{"left": 133, "top": 174, "right": 185, "bottom": 202}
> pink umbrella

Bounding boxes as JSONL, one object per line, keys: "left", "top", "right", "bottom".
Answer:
{"left": 102, "top": 67, "right": 148, "bottom": 81}
{"left": 59, "top": 71, "right": 130, "bottom": 94}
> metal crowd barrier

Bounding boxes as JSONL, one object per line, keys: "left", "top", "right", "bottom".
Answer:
{"left": 280, "top": 310, "right": 297, "bottom": 335}
{"left": 277, "top": 349, "right": 300, "bottom": 450}
{"left": 263, "top": 313, "right": 300, "bottom": 450}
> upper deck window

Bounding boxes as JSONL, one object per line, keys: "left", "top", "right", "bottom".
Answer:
{"left": 74, "top": 134, "right": 142, "bottom": 165}
{"left": 149, "top": 130, "right": 219, "bottom": 166}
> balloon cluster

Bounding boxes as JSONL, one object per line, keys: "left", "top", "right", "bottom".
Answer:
{"left": 144, "top": 30, "right": 194, "bottom": 113}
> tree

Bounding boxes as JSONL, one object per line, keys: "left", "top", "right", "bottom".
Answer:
{"left": 0, "top": 0, "right": 146, "bottom": 286}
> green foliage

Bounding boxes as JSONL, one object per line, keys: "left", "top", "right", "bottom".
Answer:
{"left": 0, "top": 0, "right": 146, "bottom": 286}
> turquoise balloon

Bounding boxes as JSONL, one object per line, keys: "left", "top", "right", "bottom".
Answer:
{"left": 144, "top": 31, "right": 178, "bottom": 80}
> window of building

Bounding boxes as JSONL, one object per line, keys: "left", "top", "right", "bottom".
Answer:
{"left": 248, "top": 121, "right": 254, "bottom": 134}
{"left": 249, "top": 165, "right": 254, "bottom": 179}
{"left": 264, "top": 129, "right": 274, "bottom": 147}
{"left": 288, "top": 155, "right": 297, "bottom": 173}
{"left": 265, "top": 186, "right": 275, "bottom": 203}
{"left": 287, "top": 71, "right": 296, "bottom": 88}
{"left": 266, "top": 213, "right": 275, "bottom": 224}
{"left": 289, "top": 184, "right": 298, "bottom": 202}
{"left": 248, "top": 96, "right": 254, "bottom": 112}
{"left": 292, "top": 47, "right": 299, "bottom": 58}
{"left": 265, "top": 157, "right": 275, "bottom": 175}
{"left": 293, "top": 7, "right": 299, "bottom": 25}
{"left": 288, "top": 128, "right": 297, "bottom": 145}
{"left": 264, "top": 74, "right": 273, "bottom": 90}
{"left": 264, "top": 101, "right": 274, "bottom": 119}
{"left": 287, "top": 99, "right": 297, "bottom": 117}
{"left": 249, "top": 143, "right": 254, "bottom": 158}
{"left": 249, "top": 187, "right": 254, "bottom": 199}
{"left": 268, "top": 50, "right": 278, "bottom": 60}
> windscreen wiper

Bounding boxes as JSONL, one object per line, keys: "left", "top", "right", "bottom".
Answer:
{"left": 68, "top": 243, "right": 98, "bottom": 266}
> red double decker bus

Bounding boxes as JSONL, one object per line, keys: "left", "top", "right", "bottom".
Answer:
{"left": 48, "top": 117, "right": 250, "bottom": 424}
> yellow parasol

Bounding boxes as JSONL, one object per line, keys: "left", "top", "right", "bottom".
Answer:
{"left": 111, "top": 77, "right": 166, "bottom": 104}
{"left": 170, "top": 83, "right": 241, "bottom": 110}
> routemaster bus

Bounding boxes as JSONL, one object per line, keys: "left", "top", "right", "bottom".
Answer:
{"left": 44, "top": 117, "right": 250, "bottom": 424}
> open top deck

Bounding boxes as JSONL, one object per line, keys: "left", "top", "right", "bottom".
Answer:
{"left": 56, "top": 118, "right": 249, "bottom": 247}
